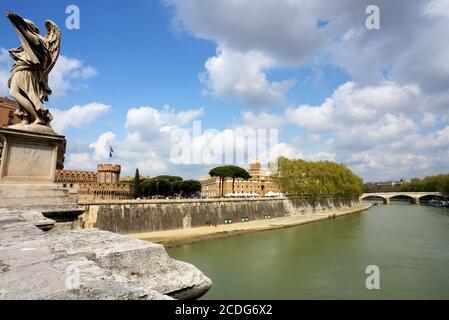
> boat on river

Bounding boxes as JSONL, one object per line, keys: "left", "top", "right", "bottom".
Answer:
{"left": 428, "top": 200, "right": 449, "bottom": 208}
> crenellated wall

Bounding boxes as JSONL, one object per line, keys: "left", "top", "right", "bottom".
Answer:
{"left": 78, "top": 197, "right": 360, "bottom": 234}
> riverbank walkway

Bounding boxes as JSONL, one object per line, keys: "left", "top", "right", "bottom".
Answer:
{"left": 129, "top": 202, "right": 373, "bottom": 247}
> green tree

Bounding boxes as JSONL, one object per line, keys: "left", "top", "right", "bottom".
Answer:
{"left": 228, "top": 166, "right": 250, "bottom": 193}
{"left": 156, "top": 175, "right": 183, "bottom": 183}
{"left": 133, "top": 168, "right": 141, "bottom": 199}
{"left": 156, "top": 179, "right": 172, "bottom": 197}
{"left": 209, "top": 166, "right": 229, "bottom": 197}
{"left": 273, "top": 157, "right": 363, "bottom": 206}
{"left": 138, "top": 175, "right": 202, "bottom": 199}
{"left": 209, "top": 165, "right": 250, "bottom": 197}
{"left": 402, "top": 174, "right": 449, "bottom": 193}
{"left": 181, "top": 180, "right": 202, "bottom": 198}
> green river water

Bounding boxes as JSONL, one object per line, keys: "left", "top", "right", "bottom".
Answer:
{"left": 167, "top": 202, "right": 449, "bottom": 300}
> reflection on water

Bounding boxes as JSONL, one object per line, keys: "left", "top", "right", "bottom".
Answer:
{"left": 168, "top": 202, "right": 449, "bottom": 299}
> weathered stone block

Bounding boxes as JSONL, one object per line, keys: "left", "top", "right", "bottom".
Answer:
{"left": 0, "top": 209, "right": 212, "bottom": 300}
{"left": 0, "top": 128, "right": 84, "bottom": 228}
{"left": 0, "top": 128, "right": 64, "bottom": 184}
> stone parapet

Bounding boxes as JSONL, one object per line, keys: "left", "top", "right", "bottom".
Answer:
{"left": 0, "top": 209, "right": 212, "bottom": 300}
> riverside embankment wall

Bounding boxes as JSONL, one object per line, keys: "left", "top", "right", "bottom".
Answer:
{"left": 79, "top": 197, "right": 360, "bottom": 234}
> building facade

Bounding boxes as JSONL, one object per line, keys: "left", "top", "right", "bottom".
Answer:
{"left": 200, "top": 161, "right": 279, "bottom": 198}
{"left": 0, "top": 97, "right": 20, "bottom": 126}
{"left": 56, "top": 164, "right": 133, "bottom": 201}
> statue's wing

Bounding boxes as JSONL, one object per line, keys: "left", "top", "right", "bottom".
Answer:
{"left": 7, "top": 11, "right": 40, "bottom": 64}
{"left": 43, "top": 20, "right": 61, "bottom": 77}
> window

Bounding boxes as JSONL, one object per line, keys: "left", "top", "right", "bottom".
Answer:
{"left": 7, "top": 110, "right": 14, "bottom": 125}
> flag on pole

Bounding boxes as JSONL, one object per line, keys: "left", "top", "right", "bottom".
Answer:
{"left": 109, "top": 146, "right": 114, "bottom": 158}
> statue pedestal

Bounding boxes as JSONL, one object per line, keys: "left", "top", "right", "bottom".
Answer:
{"left": 0, "top": 127, "right": 84, "bottom": 230}
{"left": 0, "top": 127, "right": 62, "bottom": 183}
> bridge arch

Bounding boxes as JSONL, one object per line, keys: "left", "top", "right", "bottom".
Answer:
{"left": 390, "top": 194, "right": 420, "bottom": 204}
{"left": 418, "top": 194, "right": 445, "bottom": 202}
{"left": 361, "top": 195, "right": 389, "bottom": 204}
{"left": 361, "top": 192, "right": 446, "bottom": 205}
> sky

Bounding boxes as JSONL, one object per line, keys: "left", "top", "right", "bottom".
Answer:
{"left": 1, "top": 0, "right": 449, "bottom": 182}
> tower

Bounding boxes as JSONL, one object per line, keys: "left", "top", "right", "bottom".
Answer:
{"left": 97, "top": 164, "right": 121, "bottom": 184}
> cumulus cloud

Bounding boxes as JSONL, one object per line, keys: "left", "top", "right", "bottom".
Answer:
{"left": 89, "top": 132, "right": 117, "bottom": 159}
{"left": 0, "top": 50, "right": 97, "bottom": 98}
{"left": 167, "top": 3, "right": 449, "bottom": 131}
{"left": 50, "top": 103, "right": 111, "bottom": 133}
{"left": 57, "top": 1, "right": 449, "bottom": 180}
{"left": 65, "top": 105, "right": 206, "bottom": 176}
{"left": 67, "top": 132, "right": 117, "bottom": 171}
{"left": 285, "top": 81, "right": 423, "bottom": 133}
{"left": 167, "top": 0, "right": 350, "bottom": 65}
{"left": 65, "top": 103, "right": 296, "bottom": 178}
{"left": 66, "top": 152, "right": 98, "bottom": 171}
{"left": 201, "top": 47, "right": 295, "bottom": 109}
{"left": 49, "top": 55, "right": 98, "bottom": 97}
{"left": 167, "top": 1, "right": 441, "bottom": 103}
{"left": 125, "top": 105, "right": 204, "bottom": 134}
{"left": 239, "top": 111, "right": 285, "bottom": 129}
{"left": 285, "top": 80, "right": 449, "bottom": 181}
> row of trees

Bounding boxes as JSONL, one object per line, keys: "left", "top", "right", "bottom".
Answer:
{"left": 401, "top": 174, "right": 449, "bottom": 193}
{"left": 132, "top": 169, "right": 201, "bottom": 199}
{"left": 130, "top": 157, "right": 365, "bottom": 201}
{"left": 272, "top": 157, "right": 364, "bottom": 204}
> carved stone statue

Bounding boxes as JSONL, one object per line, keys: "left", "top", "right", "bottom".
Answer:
{"left": 6, "top": 10, "right": 61, "bottom": 129}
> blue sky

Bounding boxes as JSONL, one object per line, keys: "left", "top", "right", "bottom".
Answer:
{"left": 1, "top": 0, "right": 449, "bottom": 182}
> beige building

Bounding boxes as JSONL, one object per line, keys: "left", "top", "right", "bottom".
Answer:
{"left": 200, "top": 161, "right": 279, "bottom": 198}
{"left": 56, "top": 164, "right": 132, "bottom": 201}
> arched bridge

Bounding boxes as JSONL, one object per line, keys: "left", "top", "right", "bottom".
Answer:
{"left": 361, "top": 192, "right": 446, "bottom": 204}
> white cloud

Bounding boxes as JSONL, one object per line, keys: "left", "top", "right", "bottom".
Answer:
{"left": 67, "top": 132, "right": 117, "bottom": 171}
{"left": 425, "top": 0, "right": 449, "bottom": 18}
{"left": 49, "top": 55, "right": 98, "bottom": 97}
{"left": 286, "top": 81, "right": 423, "bottom": 133}
{"left": 0, "top": 50, "right": 97, "bottom": 98}
{"left": 201, "top": 47, "right": 295, "bottom": 109}
{"left": 421, "top": 112, "right": 437, "bottom": 127}
{"left": 66, "top": 153, "right": 97, "bottom": 171}
{"left": 65, "top": 1, "right": 449, "bottom": 180}
{"left": 167, "top": 0, "right": 349, "bottom": 66}
{"left": 125, "top": 105, "right": 203, "bottom": 134}
{"left": 168, "top": 0, "right": 449, "bottom": 107}
{"left": 65, "top": 103, "right": 298, "bottom": 178}
{"left": 91, "top": 105, "right": 205, "bottom": 177}
{"left": 239, "top": 111, "right": 285, "bottom": 129}
{"left": 0, "top": 48, "right": 11, "bottom": 97}
{"left": 306, "top": 152, "right": 336, "bottom": 162}
{"left": 284, "top": 79, "right": 449, "bottom": 180}
{"left": 89, "top": 132, "right": 116, "bottom": 159}
{"left": 50, "top": 103, "right": 111, "bottom": 133}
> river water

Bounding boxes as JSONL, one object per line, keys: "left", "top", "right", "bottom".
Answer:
{"left": 167, "top": 202, "right": 449, "bottom": 299}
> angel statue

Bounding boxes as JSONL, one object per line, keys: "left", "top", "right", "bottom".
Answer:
{"left": 6, "top": 10, "right": 61, "bottom": 128}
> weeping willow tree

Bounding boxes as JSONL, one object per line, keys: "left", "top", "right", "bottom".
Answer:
{"left": 272, "top": 157, "right": 363, "bottom": 206}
